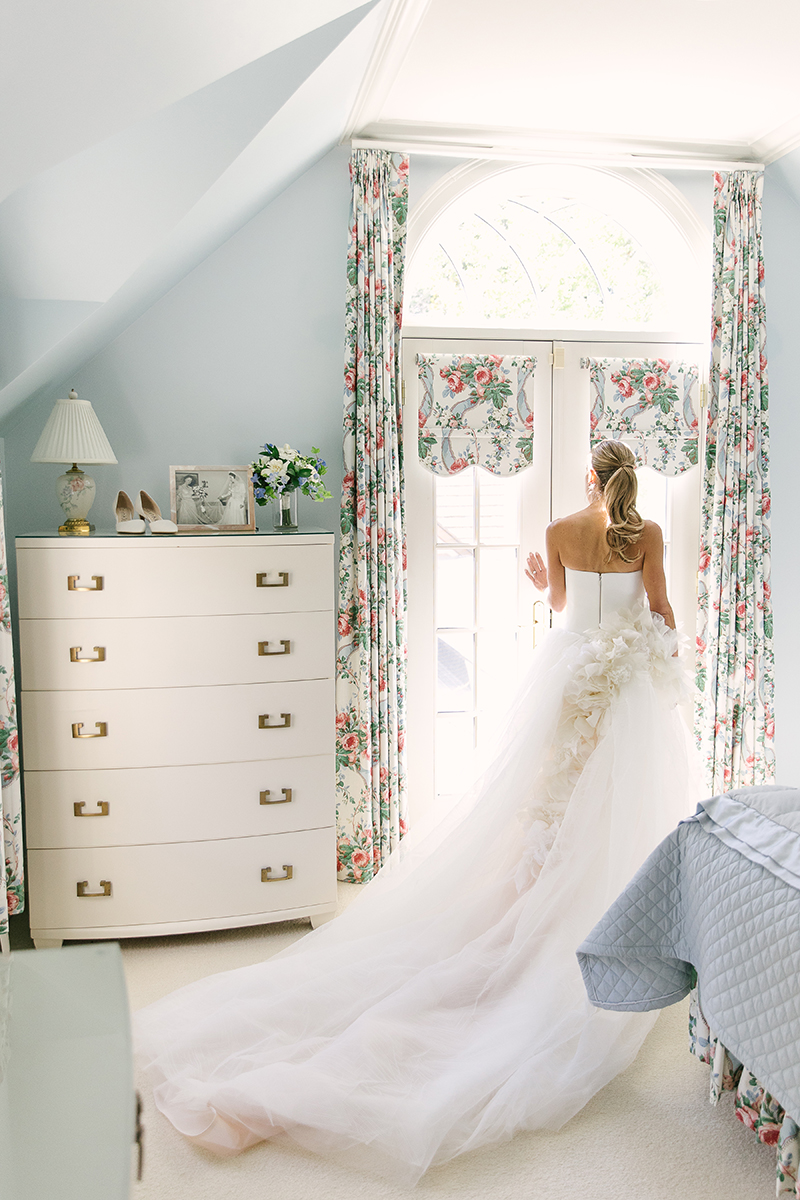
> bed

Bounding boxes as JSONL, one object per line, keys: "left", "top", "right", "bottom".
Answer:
{"left": 577, "top": 785, "right": 800, "bottom": 1197}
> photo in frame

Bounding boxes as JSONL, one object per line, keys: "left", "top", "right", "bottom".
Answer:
{"left": 169, "top": 466, "right": 256, "bottom": 532}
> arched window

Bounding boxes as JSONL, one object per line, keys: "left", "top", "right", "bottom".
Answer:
{"left": 405, "top": 164, "right": 706, "bottom": 333}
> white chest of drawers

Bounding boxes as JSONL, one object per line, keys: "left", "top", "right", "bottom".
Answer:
{"left": 16, "top": 531, "right": 337, "bottom": 949}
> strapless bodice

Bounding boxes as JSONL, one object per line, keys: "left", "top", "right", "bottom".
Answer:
{"left": 563, "top": 568, "right": 645, "bottom": 634}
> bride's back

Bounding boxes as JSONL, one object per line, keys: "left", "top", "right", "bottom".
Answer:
{"left": 554, "top": 507, "right": 645, "bottom": 575}
{"left": 562, "top": 566, "right": 645, "bottom": 633}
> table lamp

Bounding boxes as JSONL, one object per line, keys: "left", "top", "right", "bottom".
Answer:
{"left": 30, "top": 390, "right": 118, "bottom": 535}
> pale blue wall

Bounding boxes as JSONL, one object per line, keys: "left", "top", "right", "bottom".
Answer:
{"left": 0, "top": 144, "right": 353, "bottom": 542}
{"left": 763, "top": 147, "right": 800, "bottom": 785}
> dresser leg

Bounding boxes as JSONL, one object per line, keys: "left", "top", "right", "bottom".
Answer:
{"left": 33, "top": 938, "right": 63, "bottom": 949}
{"left": 310, "top": 911, "right": 335, "bottom": 929}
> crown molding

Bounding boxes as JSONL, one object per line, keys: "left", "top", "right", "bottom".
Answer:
{"left": 352, "top": 120, "right": 766, "bottom": 170}
{"left": 750, "top": 114, "right": 800, "bottom": 165}
{"left": 342, "top": 0, "right": 434, "bottom": 142}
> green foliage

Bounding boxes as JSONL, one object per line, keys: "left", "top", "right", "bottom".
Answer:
{"left": 250, "top": 443, "right": 332, "bottom": 506}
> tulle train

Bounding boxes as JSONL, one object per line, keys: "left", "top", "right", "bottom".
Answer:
{"left": 135, "top": 609, "right": 703, "bottom": 1184}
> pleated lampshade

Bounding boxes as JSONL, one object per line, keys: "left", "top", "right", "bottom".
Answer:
{"left": 30, "top": 390, "right": 117, "bottom": 465}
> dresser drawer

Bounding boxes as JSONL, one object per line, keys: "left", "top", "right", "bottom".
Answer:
{"left": 16, "top": 541, "right": 333, "bottom": 618}
{"left": 19, "top": 611, "right": 333, "bottom": 691}
{"left": 24, "top": 755, "right": 334, "bottom": 848}
{"left": 27, "top": 827, "right": 337, "bottom": 931}
{"left": 21, "top": 679, "right": 334, "bottom": 770}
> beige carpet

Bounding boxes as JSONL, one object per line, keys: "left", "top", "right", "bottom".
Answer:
{"left": 124, "top": 884, "right": 776, "bottom": 1200}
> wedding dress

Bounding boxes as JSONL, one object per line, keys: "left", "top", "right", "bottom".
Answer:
{"left": 135, "top": 569, "right": 703, "bottom": 1184}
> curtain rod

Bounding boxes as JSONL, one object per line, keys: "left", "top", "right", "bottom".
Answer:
{"left": 350, "top": 137, "right": 765, "bottom": 173}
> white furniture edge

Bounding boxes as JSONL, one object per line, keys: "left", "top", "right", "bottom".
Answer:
{"left": 31, "top": 900, "right": 338, "bottom": 946}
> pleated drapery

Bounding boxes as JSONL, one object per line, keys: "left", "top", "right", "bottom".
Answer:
{"left": 696, "top": 171, "right": 775, "bottom": 792}
{"left": 336, "top": 150, "right": 409, "bottom": 882}
{"left": 0, "top": 459, "right": 21, "bottom": 948}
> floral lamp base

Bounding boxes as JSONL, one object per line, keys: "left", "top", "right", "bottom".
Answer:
{"left": 56, "top": 465, "right": 96, "bottom": 536}
{"left": 273, "top": 491, "right": 298, "bottom": 531}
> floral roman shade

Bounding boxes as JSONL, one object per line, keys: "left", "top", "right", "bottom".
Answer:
{"left": 0, "top": 465, "right": 21, "bottom": 944}
{"left": 696, "top": 171, "right": 774, "bottom": 792}
{"left": 589, "top": 358, "right": 700, "bottom": 474}
{"left": 416, "top": 354, "right": 537, "bottom": 475}
{"left": 336, "top": 150, "right": 409, "bottom": 883}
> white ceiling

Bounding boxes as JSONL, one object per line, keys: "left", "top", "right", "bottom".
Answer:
{"left": 366, "top": 0, "right": 800, "bottom": 160}
{"left": 7, "top": 0, "right": 800, "bottom": 204}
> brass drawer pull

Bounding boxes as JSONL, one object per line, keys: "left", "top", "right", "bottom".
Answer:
{"left": 67, "top": 575, "right": 103, "bottom": 591}
{"left": 76, "top": 880, "right": 112, "bottom": 897}
{"left": 256, "top": 571, "right": 289, "bottom": 588}
{"left": 258, "top": 713, "right": 291, "bottom": 729}
{"left": 260, "top": 788, "right": 293, "bottom": 805}
{"left": 258, "top": 639, "right": 290, "bottom": 657}
{"left": 70, "top": 646, "right": 106, "bottom": 663}
{"left": 72, "top": 721, "right": 108, "bottom": 739}
{"left": 74, "top": 801, "right": 109, "bottom": 817}
{"left": 261, "top": 865, "right": 293, "bottom": 882}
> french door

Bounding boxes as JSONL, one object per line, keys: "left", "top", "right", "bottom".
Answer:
{"left": 402, "top": 335, "right": 705, "bottom": 821}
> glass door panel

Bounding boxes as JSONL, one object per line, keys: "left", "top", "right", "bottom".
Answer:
{"left": 403, "top": 335, "right": 703, "bottom": 818}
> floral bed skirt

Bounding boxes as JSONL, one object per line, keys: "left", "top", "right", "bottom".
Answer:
{"left": 689, "top": 988, "right": 799, "bottom": 1196}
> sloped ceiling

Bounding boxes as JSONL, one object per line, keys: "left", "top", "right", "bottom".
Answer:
{"left": 0, "top": 0, "right": 372, "bottom": 202}
{"left": 0, "top": 0, "right": 385, "bottom": 421}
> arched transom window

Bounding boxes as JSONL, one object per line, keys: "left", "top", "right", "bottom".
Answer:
{"left": 406, "top": 164, "right": 704, "bottom": 332}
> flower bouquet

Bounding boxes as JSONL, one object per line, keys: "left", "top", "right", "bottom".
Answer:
{"left": 250, "top": 443, "right": 331, "bottom": 530}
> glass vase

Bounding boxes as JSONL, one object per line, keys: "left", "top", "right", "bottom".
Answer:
{"left": 273, "top": 490, "right": 298, "bottom": 531}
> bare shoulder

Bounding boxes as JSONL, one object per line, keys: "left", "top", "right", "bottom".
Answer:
{"left": 548, "top": 511, "right": 583, "bottom": 535}
{"left": 640, "top": 519, "right": 664, "bottom": 547}
{"left": 546, "top": 513, "right": 577, "bottom": 546}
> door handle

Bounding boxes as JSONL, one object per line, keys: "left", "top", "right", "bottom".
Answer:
{"left": 532, "top": 600, "right": 546, "bottom": 649}
{"left": 76, "top": 880, "right": 112, "bottom": 897}
{"left": 69, "top": 646, "right": 106, "bottom": 663}
{"left": 261, "top": 865, "right": 293, "bottom": 882}
{"left": 256, "top": 571, "right": 289, "bottom": 588}
{"left": 72, "top": 722, "right": 108, "bottom": 739}
{"left": 260, "top": 788, "right": 293, "bottom": 805}
{"left": 258, "top": 713, "right": 291, "bottom": 729}
{"left": 258, "top": 640, "right": 291, "bottom": 656}
{"left": 67, "top": 575, "right": 103, "bottom": 591}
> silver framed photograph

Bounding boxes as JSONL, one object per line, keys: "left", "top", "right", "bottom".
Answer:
{"left": 169, "top": 465, "right": 256, "bottom": 532}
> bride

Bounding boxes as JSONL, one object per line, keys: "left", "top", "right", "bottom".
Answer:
{"left": 135, "top": 439, "right": 702, "bottom": 1184}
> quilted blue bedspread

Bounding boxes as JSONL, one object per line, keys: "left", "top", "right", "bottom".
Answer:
{"left": 577, "top": 785, "right": 800, "bottom": 1120}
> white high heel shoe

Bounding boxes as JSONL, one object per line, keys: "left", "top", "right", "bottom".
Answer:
{"left": 114, "top": 490, "right": 145, "bottom": 534}
{"left": 136, "top": 490, "right": 178, "bottom": 535}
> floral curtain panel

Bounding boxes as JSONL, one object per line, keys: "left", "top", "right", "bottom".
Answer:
{"left": 336, "top": 149, "right": 409, "bottom": 883}
{"left": 416, "top": 354, "right": 537, "bottom": 475}
{"left": 0, "top": 466, "right": 21, "bottom": 942}
{"left": 589, "top": 357, "right": 700, "bottom": 474}
{"left": 696, "top": 171, "right": 774, "bottom": 792}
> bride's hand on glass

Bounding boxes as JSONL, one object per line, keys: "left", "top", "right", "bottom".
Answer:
{"left": 525, "top": 551, "right": 548, "bottom": 591}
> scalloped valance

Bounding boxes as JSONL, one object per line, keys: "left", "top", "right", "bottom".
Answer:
{"left": 416, "top": 354, "right": 537, "bottom": 476}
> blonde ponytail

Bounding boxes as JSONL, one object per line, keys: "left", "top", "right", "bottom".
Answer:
{"left": 591, "top": 440, "right": 645, "bottom": 562}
